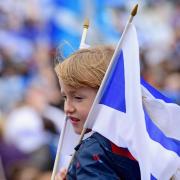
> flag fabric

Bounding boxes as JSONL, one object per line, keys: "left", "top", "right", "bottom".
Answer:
{"left": 84, "top": 24, "right": 180, "bottom": 179}
{"left": 57, "top": 119, "right": 80, "bottom": 169}
{"left": 141, "top": 78, "right": 180, "bottom": 140}
{"left": 57, "top": 119, "right": 93, "bottom": 169}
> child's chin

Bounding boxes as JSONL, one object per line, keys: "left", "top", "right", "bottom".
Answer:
{"left": 73, "top": 127, "right": 92, "bottom": 135}
{"left": 74, "top": 128, "right": 83, "bottom": 135}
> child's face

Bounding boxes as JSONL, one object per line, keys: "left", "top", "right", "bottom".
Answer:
{"left": 59, "top": 78, "right": 97, "bottom": 134}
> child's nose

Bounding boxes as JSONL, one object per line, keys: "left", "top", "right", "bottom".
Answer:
{"left": 64, "top": 101, "right": 75, "bottom": 115}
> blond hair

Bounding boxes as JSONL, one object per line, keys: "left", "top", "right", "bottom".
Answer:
{"left": 55, "top": 45, "right": 114, "bottom": 89}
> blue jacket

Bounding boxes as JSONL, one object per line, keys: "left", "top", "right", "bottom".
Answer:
{"left": 67, "top": 132, "right": 141, "bottom": 179}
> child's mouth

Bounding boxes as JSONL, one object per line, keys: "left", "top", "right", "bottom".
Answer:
{"left": 70, "top": 117, "right": 80, "bottom": 125}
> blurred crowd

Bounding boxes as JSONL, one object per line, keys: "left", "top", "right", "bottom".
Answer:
{"left": 0, "top": 0, "right": 179, "bottom": 179}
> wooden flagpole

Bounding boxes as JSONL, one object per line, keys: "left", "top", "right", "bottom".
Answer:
{"left": 79, "top": 18, "right": 89, "bottom": 48}
{"left": 51, "top": 116, "right": 68, "bottom": 180}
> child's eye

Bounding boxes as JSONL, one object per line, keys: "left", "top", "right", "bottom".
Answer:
{"left": 74, "top": 96, "right": 84, "bottom": 101}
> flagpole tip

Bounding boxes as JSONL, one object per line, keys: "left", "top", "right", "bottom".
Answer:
{"left": 83, "top": 18, "right": 89, "bottom": 29}
{"left": 131, "top": 4, "right": 138, "bottom": 16}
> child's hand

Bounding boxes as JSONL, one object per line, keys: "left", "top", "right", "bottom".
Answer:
{"left": 55, "top": 168, "right": 67, "bottom": 180}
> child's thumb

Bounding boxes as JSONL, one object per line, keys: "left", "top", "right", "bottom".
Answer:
{"left": 55, "top": 168, "right": 67, "bottom": 180}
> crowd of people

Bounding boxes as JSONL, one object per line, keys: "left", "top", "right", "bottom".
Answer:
{"left": 0, "top": 0, "right": 179, "bottom": 179}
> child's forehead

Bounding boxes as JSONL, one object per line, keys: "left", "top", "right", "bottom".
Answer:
{"left": 61, "top": 83, "right": 95, "bottom": 95}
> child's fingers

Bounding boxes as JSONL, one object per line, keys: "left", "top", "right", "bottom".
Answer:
{"left": 55, "top": 168, "right": 67, "bottom": 180}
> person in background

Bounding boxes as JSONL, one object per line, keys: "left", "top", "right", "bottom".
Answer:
{"left": 3, "top": 80, "right": 65, "bottom": 176}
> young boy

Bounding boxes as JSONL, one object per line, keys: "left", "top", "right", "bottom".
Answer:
{"left": 55, "top": 46, "right": 141, "bottom": 179}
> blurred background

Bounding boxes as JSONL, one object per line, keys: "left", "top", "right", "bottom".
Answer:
{"left": 0, "top": 0, "right": 179, "bottom": 179}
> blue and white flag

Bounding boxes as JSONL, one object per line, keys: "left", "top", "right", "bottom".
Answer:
{"left": 141, "top": 78, "right": 180, "bottom": 141}
{"left": 84, "top": 24, "right": 180, "bottom": 180}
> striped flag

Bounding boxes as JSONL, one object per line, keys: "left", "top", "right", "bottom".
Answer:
{"left": 141, "top": 78, "right": 180, "bottom": 140}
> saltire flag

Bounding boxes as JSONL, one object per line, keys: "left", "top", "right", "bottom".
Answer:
{"left": 84, "top": 23, "right": 180, "bottom": 179}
